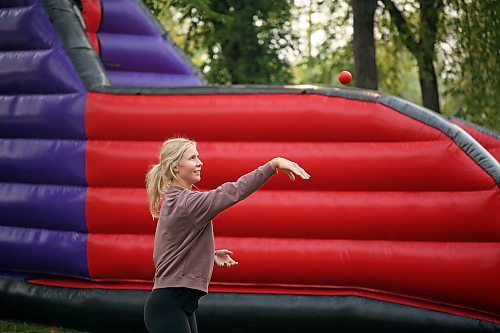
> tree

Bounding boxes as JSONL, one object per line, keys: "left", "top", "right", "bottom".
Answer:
{"left": 146, "top": 0, "right": 296, "bottom": 84}
{"left": 352, "top": 0, "right": 378, "bottom": 90}
{"left": 381, "top": 0, "right": 444, "bottom": 113}
{"left": 440, "top": 0, "right": 499, "bottom": 130}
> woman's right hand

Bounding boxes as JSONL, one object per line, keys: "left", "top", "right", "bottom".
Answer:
{"left": 271, "top": 157, "right": 311, "bottom": 181}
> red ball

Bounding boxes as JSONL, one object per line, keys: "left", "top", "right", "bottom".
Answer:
{"left": 338, "top": 71, "right": 352, "bottom": 84}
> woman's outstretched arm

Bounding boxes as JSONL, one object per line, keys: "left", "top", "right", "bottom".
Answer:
{"left": 183, "top": 158, "right": 310, "bottom": 228}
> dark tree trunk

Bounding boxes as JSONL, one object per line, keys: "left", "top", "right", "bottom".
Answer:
{"left": 417, "top": 0, "right": 442, "bottom": 112}
{"left": 417, "top": 51, "right": 440, "bottom": 112}
{"left": 352, "top": 0, "right": 378, "bottom": 90}
{"left": 382, "top": 0, "right": 443, "bottom": 113}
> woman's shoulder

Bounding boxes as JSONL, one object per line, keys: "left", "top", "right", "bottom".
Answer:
{"left": 168, "top": 187, "right": 210, "bottom": 205}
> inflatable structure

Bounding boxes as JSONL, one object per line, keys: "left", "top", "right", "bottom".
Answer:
{"left": 0, "top": 0, "right": 499, "bottom": 332}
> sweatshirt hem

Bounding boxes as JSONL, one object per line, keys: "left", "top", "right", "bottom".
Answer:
{"left": 153, "top": 276, "right": 209, "bottom": 293}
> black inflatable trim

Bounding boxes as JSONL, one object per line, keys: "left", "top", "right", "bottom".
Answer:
{"left": 41, "top": 0, "right": 110, "bottom": 90}
{"left": 0, "top": 278, "right": 498, "bottom": 333}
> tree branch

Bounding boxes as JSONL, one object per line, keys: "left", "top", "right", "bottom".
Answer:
{"left": 419, "top": 0, "right": 443, "bottom": 46}
{"left": 380, "top": 0, "right": 419, "bottom": 55}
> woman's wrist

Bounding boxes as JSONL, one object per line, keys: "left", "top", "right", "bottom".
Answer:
{"left": 270, "top": 158, "right": 280, "bottom": 171}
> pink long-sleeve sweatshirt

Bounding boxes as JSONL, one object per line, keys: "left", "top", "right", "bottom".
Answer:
{"left": 152, "top": 162, "right": 277, "bottom": 293}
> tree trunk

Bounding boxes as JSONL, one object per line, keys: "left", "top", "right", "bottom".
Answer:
{"left": 382, "top": 0, "right": 442, "bottom": 112}
{"left": 417, "top": 54, "right": 440, "bottom": 112}
{"left": 417, "top": 0, "right": 442, "bottom": 112}
{"left": 352, "top": 0, "right": 378, "bottom": 90}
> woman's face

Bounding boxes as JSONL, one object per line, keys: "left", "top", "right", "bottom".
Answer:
{"left": 174, "top": 144, "right": 203, "bottom": 187}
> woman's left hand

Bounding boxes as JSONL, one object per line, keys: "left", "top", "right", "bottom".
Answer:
{"left": 215, "top": 249, "right": 238, "bottom": 268}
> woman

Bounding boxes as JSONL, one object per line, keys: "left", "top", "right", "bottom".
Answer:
{"left": 144, "top": 137, "right": 310, "bottom": 333}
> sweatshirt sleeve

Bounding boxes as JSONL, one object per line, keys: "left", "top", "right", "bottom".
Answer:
{"left": 182, "top": 162, "right": 277, "bottom": 228}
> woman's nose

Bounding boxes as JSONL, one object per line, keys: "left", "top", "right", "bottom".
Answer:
{"left": 197, "top": 159, "right": 203, "bottom": 166}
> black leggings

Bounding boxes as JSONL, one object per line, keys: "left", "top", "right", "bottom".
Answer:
{"left": 144, "top": 287, "right": 205, "bottom": 333}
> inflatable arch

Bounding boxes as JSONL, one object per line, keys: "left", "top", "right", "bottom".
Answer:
{"left": 0, "top": 0, "right": 499, "bottom": 332}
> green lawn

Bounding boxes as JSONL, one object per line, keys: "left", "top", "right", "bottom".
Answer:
{"left": 0, "top": 319, "right": 89, "bottom": 333}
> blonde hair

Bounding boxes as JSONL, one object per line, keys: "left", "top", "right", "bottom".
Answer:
{"left": 145, "top": 137, "right": 196, "bottom": 219}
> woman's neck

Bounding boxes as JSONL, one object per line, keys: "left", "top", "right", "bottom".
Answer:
{"left": 170, "top": 179, "right": 192, "bottom": 190}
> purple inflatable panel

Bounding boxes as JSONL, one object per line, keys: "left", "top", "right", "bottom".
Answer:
{"left": 0, "top": 1, "right": 85, "bottom": 95}
{"left": 0, "top": 1, "right": 36, "bottom": 7}
{"left": 107, "top": 70, "right": 203, "bottom": 87}
{"left": 0, "top": 94, "right": 86, "bottom": 139}
{"left": 0, "top": 50, "right": 83, "bottom": 94}
{"left": 0, "top": 139, "right": 86, "bottom": 185}
{"left": 0, "top": 0, "right": 86, "bottom": 138}
{"left": 0, "top": 4, "right": 55, "bottom": 50}
{"left": 99, "top": 33, "right": 193, "bottom": 74}
{"left": 0, "top": 183, "right": 86, "bottom": 232}
{"left": 94, "top": 0, "right": 204, "bottom": 87}
{"left": 0, "top": 226, "right": 89, "bottom": 279}
{"left": 100, "top": 0, "right": 158, "bottom": 35}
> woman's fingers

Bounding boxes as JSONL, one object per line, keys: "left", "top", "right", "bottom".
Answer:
{"left": 275, "top": 158, "right": 310, "bottom": 180}
{"left": 292, "top": 168, "right": 307, "bottom": 179}
{"left": 294, "top": 163, "right": 311, "bottom": 179}
{"left": 299, "top": 166, "right": 311, "bottom": 178}
{"left": 224, "top": 259, "right": 238, "bottom": 267}
{"left": 284, "top": 170, "right": 295, "bottom": 181}
{"left": 285, "top": 165, "right": 310, "bottom": 180}
{"left": 290, "top": 161, "right": 310, "bottom": 179}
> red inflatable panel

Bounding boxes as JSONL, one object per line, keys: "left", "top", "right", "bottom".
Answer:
{"left": 86, "top": 187, "right": 500, "bottom": 242}
{"left": 81, "top": 0, "right": 102, "bottom": 33}
{"left": 85, "top": 32, "right": 100, "bottom": 54}
{"left": 87, "top": 233, "right": 155, "bottom": 282}
{"left": 83, "top": 91, "right": 499, "bottom": 325}
{"left": 86, "top": 234, "right": 500, "bottom": 316}
{"left": 85, "top": 140, "right": 160, "bottom": 187}
{"left": 85, "top": 140, "right": 496, "bottom": 190}
{"left": 86, "top": 187, "right": 154, "bottom": 234}
{"left": 452, "top": 119, "right": 500, "bottom": 161}
{"left": 85, "top": 93, "right": 445, "bottom": 142}
{"left": 213, "top": 189, "right": 500, "bottom": 242}
{"left": 29, "top": 278, "right": 151, "bottom": 290}
{"left": 211, "top": 238, "right": 500, "bottom": 316}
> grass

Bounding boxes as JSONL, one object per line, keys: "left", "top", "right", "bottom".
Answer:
{"left": 0, "top": 319, "right": 89, "bottom": 333}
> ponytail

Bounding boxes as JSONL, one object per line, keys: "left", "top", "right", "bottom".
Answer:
{"left": 145, "top": 137, "right": 196, "bottom": 219}
{"left": 146, "top": 163, "right": 166, "bottom": 219}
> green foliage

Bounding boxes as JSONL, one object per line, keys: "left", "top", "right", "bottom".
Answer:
{"left": 293, "top": 42, "right": 354, "bottom": 86}
{"left": 146, "top": 0, "right": 296, "bottom": 84}
{"left": 375, "top": 5, "right": 422, "bottom": 104}
{"left": 376, "top": 38, "right": 422, "bottom": 105}
{"left": 440, "top": 0, "right": 499, "bottom": 131}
